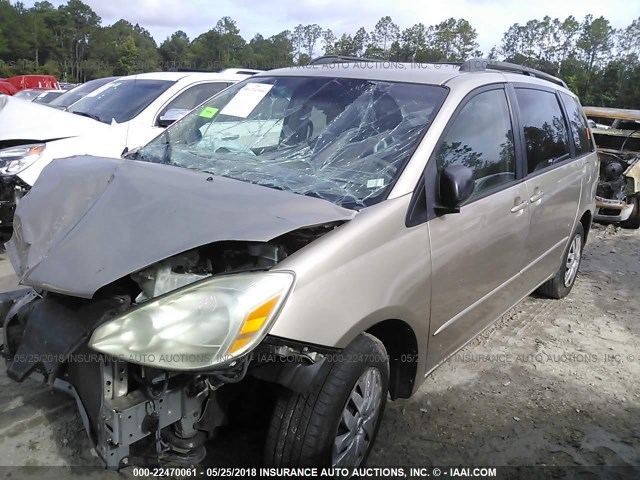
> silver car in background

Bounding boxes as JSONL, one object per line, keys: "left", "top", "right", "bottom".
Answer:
{"left": 1, "top": 58, "right": 597, "bottom": 469}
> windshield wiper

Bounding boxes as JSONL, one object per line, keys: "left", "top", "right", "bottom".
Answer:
{"left": 71, "top": 110, "right": 103, "bottom": 123}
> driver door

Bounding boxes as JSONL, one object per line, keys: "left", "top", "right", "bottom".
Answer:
{"left": 426, "top": 86, "right": 531, "bottom": 370}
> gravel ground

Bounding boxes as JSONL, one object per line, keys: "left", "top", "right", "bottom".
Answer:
{"left": 0, "top": 223, "right": 638, "bottom": 474}
{"left": 372, "top": 223, "right": 640, "bottom": 469}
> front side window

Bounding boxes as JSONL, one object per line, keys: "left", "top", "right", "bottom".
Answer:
{"left": 436, "top": 88, "right": 516, "bottom": 198}
{"left": 134, "top": 76, "right": 448, "bottom": 208}
{"left": 515, "top": 88, "right": 570, "bottom": 173}
{"left": 159, "top": 82, "right": 231, "bottom": 119}
{"left": 70, "top": 79, "right": 174, "bottom": 124}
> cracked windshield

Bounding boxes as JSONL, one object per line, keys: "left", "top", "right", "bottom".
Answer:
{"left": 134, "top": 76, "right": 447, "bottom": 208}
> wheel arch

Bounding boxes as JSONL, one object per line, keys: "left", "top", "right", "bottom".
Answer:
{"left": 579, "top": 209, "right": 592, "bottom": 244}
{"left": 366, "top": 319, "right": 419, "bottom": 400}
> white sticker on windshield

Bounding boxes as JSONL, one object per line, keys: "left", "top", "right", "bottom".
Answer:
{"left": 220, "top": 83, "right": 273, "bottom": 118}
{"left": 366, "top": 178, "right": 385, "bottom": 188}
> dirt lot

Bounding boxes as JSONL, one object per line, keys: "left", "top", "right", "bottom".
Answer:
{"left": 0, "top": 223, "right": 638, "bottom": 473}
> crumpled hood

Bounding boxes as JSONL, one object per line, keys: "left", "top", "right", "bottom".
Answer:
{"left": 7, "top": 156, "right": 355, "bottom": 298}
{"left": 0, "top": 95, "right": 109, "bottom": 142}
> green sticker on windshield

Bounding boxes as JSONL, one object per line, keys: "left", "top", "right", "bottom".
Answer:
{"left": 199, "top": 106, "right": 219, "bottom": 118}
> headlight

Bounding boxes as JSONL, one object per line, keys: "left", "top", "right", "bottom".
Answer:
{"left": 0, "top": 144, "right": 46, "bottom": 174}
{"left": 89, "top": 271, "right": 294, "bottom": 370}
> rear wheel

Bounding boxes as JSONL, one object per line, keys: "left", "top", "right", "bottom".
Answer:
{"left": 537, "top": 223, "right": 584, "bottom": 299}
{"left": 264, "top": 333, "right": 389, "bottom": 467}
{"left": 621, "top": 195, "right": 640, "bottom": 229}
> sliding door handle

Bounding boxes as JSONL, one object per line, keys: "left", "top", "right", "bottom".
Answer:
{"left": 530, "top": 191, "right": 544, "bottom": 203}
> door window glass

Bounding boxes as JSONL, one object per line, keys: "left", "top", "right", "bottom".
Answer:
{"left": 516, "top": 88, "right": 570, "bottom": 173}
{"left": 160, "top": 82, "right": 231, "bottom": 119}
{"left": 436, "top": 88, "right": 516, "bottom": 197}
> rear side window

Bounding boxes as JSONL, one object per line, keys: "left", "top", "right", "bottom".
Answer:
{"left": 436, "top": 88, "right": 516, "bottom": 198}
{"left": 560, "top": 92, "right": 593, "bottom": 156}
{"left": 515, "top": 88, "right": 570, "bottom": 174}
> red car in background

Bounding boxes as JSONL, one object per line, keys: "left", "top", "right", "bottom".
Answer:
{"left": 0, "top": 75, "right": 59, "bottom": 95}
{"left": 0, "top": 79, "right": 18, "bottom": 95}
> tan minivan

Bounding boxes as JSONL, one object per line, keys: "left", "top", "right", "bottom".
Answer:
{"left": 1, "top": 57, "right": 598, "bottom": 469}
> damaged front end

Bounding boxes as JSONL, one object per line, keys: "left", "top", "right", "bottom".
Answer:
{"left": 1, "top": 155, "right": 352, "bottom": 469}
{"left": 1, "top": 234, "right": 337, "bottom": 469}
{"left": 584, "top": 107, "right": 640, "bottom": 226}
{"left": 594, "top": 149, "right": 639, "bottom": 223}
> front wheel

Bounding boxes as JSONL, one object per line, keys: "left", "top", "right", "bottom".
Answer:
{"left": 264, "top": 333, "right": 389, "bottom": 467}
{"left": 537, "top": 223, "right": 584, "bottom": 299}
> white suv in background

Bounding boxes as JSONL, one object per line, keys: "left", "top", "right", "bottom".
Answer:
{"left": 0, "top": 70, "right": 256, "bottom": 239}
{"left": 66, "top": 70, "right": 262, "bottom": 150}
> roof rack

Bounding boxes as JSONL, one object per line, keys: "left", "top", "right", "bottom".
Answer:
{"left": 460, "top": 58, "right": 568, "bottom": 88}
{"left": 308, "top": 55, "right": 383, "bottom": 65}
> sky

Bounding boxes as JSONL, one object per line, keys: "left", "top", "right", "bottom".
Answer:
{"left": 19, "top": 0, "right": 640, "bottom": 54}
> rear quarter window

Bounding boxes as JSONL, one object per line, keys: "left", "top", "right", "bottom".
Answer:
{"left": 560, "top": 92, "right": 594, "bottom": 156}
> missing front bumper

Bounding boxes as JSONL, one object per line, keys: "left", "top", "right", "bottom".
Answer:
{"left": 1, "top": 289, "right": 331, "bottom": 469}
{"left": 1, "top": 290, "right": 211, "bottom": 469}
{"left": 62, "top": 357, "right": 209, "bottom": 469}
{"left": 594, "top": 196, "right": 635, "bottom": 223}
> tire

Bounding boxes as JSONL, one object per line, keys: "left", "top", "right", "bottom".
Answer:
{"left": 537, "top": 223, "right": 584, "bottom": 299}
{"left": 264, "top": 333, "right": 389, "bottom": 468}
{"left": 621, "top": 195, "right": 640, "bottom": 229}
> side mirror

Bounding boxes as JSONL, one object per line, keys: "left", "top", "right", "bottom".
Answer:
{"left": 122, "top": 147, "right": 138, "bottom": 160}
{"left": 436, "top": 165, "right": 474, "bottom": 213}
{"left": 157, "top": 108, "right": 190, "bottom": 128}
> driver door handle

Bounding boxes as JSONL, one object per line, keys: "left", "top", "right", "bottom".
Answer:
{"left": 511, "top": 199, "right": 528, "bottom": 213}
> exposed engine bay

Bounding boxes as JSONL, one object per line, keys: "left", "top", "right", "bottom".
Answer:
{"left": 0, "top": 227, "right": 337, "bottom": 469}
{"left": 585, "top": 107, "right": 640, "bottom": 227}
{"left": 596, "top": 151, "right": 637, "bottom": 200}
{"left": 594, "top": 149, "right": 640, "bottom": 225}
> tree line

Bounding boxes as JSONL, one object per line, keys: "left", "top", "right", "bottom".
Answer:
{"left": 0, "top": 0, "right": 638, "bottom": 107}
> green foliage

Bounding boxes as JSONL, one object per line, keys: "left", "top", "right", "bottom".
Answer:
{"left": 368, "top": 16, "right": 399, "bottom": 58}
{"left": 114, "top": 36, "right": 138, "bottom": 75}
{"left": 159, "top": 30, "right": 190, "bottom": 69}
{"left": 0, "top": 27, "right": 7, "bottom": 55}
{"left": 245, "top": 31, "right": 293, "bottom": 69}
{"left": 497, "top": 14, "right": 640, "bottom": 106}
{"left": 0, "top": 2, "right": 638, "bottom": 108}
{"left": 189, "top": 17, "right": 248, "bottom": 69}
